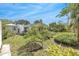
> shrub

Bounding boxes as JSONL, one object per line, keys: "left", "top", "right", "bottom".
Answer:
{"left": 24, "top": 25, "right": 52, "bottom": 41}
{"left": 3, "top": 35, "right": 27, "bottom": 56}
{"left": 2, "top": 20, "right": 16, "bottom": 40}
{"left": 53, "top": 32, "right": 77, "bottom": 46}
{"left": 2, "top": 28, "right": 16, "bottom": 39}
{"left": 18, "top": 41, "right": 43, "bottom": 52}
{"left": 26, "top": 41, "right": 43, "bottom": 52}
{"left": 45, "top": 44, "right": 79, "bottom": 56}
{"left": 49, "top": 22, "right": 66, "bottom": 32}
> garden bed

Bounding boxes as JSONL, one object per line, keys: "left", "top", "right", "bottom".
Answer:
{"left": 54, "top": 39, "right": 79, "bottom": 47}
{"left": 53, "top": 32, "right": 79, "bottom": 49}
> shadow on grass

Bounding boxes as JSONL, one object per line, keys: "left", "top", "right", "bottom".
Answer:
{"left": 17, "top": 44, "right": 34, "bottom": 56}
{"left": 17, "top": 41, "right": 43, "bottom": 56}
{"left": 54, "top": 39, "right": 79, "bottom": 49}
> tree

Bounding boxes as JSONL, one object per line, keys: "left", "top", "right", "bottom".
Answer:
{"left": 34, "top": 19, "right": 43, "bottom": 24}
{"left": 49, "top": 22, "right": 66, "bottom": 32}
{"left": 15, "top": 19, "right": 30, "bottom": 25}
{"left": 24, "top": 20, "right": 50, "bottom": 47}
{"left": 57, "top": 3, "right": 79, "bottom": 42}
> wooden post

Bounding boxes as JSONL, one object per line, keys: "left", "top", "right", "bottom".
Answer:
{"left": 0, "top": 20, "right": 2, "bottom": 48}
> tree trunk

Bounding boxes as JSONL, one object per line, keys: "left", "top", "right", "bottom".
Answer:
{"left": 76, "top": 25, "right": 79, "bottom": 42}
{"left": 76, "top": 15, "right": 79, "bottom": 43}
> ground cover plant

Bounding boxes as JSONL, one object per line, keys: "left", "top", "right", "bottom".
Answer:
{"left": 53, "top": 32, "right": 78, "bottom": 46}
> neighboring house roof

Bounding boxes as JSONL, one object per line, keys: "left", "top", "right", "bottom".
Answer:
{"left": 6, "top": 23, "right": 31, "bottom": 34}
{"left": 6, "top": 24, "right": 16, "bottom": 26}
{"left": 6, "top": 23, "right": 31, "bottom": 27}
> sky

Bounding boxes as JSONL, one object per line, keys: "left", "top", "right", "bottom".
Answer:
{"left": 0, "top": 3, "right": 68, "bottom": 24}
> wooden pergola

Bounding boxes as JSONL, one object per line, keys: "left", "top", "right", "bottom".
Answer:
{"left": 0, "top": 21, "right": 2, "bottom": 48}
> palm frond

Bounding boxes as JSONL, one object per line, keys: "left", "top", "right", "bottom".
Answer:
{"left": 56, "top": 7, "right": 69, "bottom": 18}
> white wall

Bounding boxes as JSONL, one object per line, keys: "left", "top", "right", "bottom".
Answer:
{"left": 0, "top": 21, "right": 2, "bottom": 48}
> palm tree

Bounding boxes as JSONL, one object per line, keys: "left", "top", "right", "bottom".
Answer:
{"left": 57, "top": 3, "right": 79, "bottom": 42}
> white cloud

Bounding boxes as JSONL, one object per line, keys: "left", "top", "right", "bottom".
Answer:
{"left": 0, "top": 3, "right": 61, "bottom": 22}
{"left": 9, "top": 4, "right": 57, "bottom": 18}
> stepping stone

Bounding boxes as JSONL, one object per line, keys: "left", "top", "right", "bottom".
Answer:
{"left": 1, "top": 44, "right": 11, "bottom": 56}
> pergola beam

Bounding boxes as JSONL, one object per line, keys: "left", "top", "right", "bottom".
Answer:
{"left": 0, "top": 20, "right": 2, "bottom": 49}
